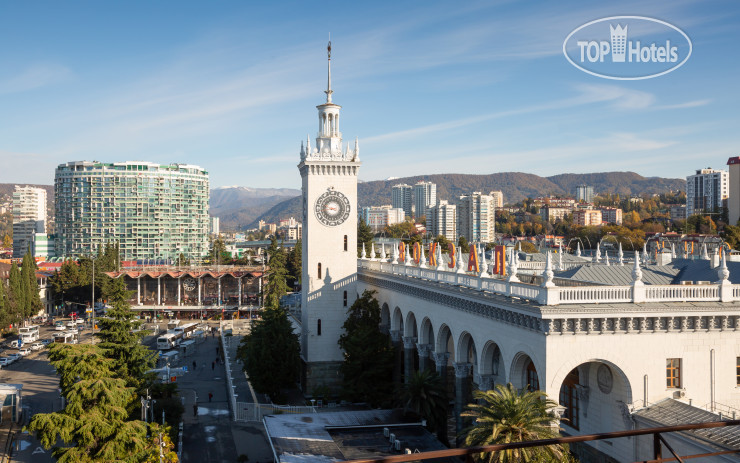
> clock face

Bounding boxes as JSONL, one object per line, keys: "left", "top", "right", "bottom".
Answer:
{"left": 315, "top": 190, "right": 350, "bottom": 226}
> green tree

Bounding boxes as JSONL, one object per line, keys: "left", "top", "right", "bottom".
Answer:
{"left": 722, "top": 225, "right": 740, "bottom": 250}
{"left": 236, "top": 305, "right": 300, "bottom": 401}
{"left": 357, "top": 218, "right": 374, "bottom": 257}
{"left": 263, "top": 237, "right": 288, "bottom": 309}
{"left": 49, "top": 259, "right": 87, "bottom": 306}
{"left": 338, "top": 290, "right": 394, "bottom": 407}
{"left": 25, "top": 344, "right": 150, "bottom": 462}
{"left": 96, "top": 276, "right": 156, "bottom": 391}
{"left": 400, "top": 369, "right": 449, "bottom": 445}
{"left": 8, "top": 263, "right": 24, "bottom": 319}
{"left": 458, "top": 236, "right": 470, "bottom": 254}
{"left": 208, "top": 237, "right": 231, "bottom": 265}
{"left": 461, "top": 384, "right": 566, "bottom": 463}
{"left": 434, "top": 235, "right": 451, "bottom": 254}
{"left": 2, "top": 234, "right": 10, "bottom": 248}
{"left": 177, "top": 253, "right": 189, "bottom": 267}
{"left": 518, "top": 241, "right": 537, "bottom": 253}
{"left": 286, "top": 239, "right": 302, "bottom": 288}
{"left": 21, "top": 251, "right": 42, "bottom": 318}
{"left": 0, "top": 277, "right": 19, "bottom": 328}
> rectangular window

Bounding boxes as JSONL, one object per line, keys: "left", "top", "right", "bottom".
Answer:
{"left": 666, "top": 358, "right": 681, "bottom": 388}
{"left": 344, "top": 235, "right": 348, "bottom": 252}
{"left": 737, "top": 357, "right": 740, "bottom": 387}
{"left": 343, "top": 291, "right": 348, "bottom": 307}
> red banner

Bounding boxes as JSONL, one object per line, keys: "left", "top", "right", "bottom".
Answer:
{"left": 493, "top": 245, "right": 507, "bottom": 276}
{"left": 448, "top": 243, "right": 456, "bottom": 269}
{"left": 468, "top": 246, "right": 479, "bottom": 273}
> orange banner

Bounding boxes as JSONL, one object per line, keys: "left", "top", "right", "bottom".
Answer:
{"left": 493, "top": 245, "right": 507, "bottom": 276}
{"left": 399, "top": 243, "right": 405, "bottom": 262}
{"left": 468, "top": 246, "right": 479, "bottom": 273}
{"left": 413, "top": 242, "right": 421, "bottom": 264}
{"left": 448, "top": 243, "right": 456, "bottom": 269}
{"left": 429, "top": 243, "right": 437, "bottom": 266}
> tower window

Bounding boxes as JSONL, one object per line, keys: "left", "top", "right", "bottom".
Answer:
{"left": 344, "top": 235, "right": 348, "bottom": 251}
{"left": 317, "top": 319, "right": 322, "bottom": 336}
{"left": 343, "top": 291, "right": 348, "bottom": 307}
{"left": 318, "top": 263, "right": 322, "bottom": 280}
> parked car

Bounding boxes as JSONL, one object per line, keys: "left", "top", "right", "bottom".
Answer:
{"left": 66, "top": 321, "right": 76, "bottom": 328}
{"left": 40, "top": 338, "right": 52, "bottom": 346}
{"left": 31, "top": 343, "right": 43, "bottom": 351}
{"left": 19, "top": 348, "right": 31, "bottom": 356}
{"left": 9, "top": 340, "right": 19, "bottom": 349}
{"left": 7, "top": 353, "right": 21, "bottom": 363}
{"left": 0, "top": 357, "right": 12, "bottom": 367}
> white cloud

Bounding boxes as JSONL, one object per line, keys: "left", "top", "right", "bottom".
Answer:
{"left": 0, "top": 64, "right": 72, "bottom": 94}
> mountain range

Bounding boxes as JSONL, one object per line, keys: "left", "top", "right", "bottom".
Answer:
{"left": 252, "top": 171, "right": 685, "bottom": 228}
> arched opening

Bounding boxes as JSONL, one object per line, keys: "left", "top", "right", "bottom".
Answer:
{"left": 559, "top": 368, "right": 580, "bottom": 430}
{"left": 419, "top": 318, "right": 434, "bottom": 345}
{"left": 481, "top": 341, "right": 506, "bottom": 387}
{"left": 526, "top": 361, "right": 540, "bottom": 391}
{"left": 380, "top": 303, "right": 391, "bottom": 333}
{"left": 510, "top": 352, "right": 540, "bottom": 392}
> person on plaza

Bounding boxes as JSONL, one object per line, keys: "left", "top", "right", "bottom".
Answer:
{"left": 208, "top": 392, "right": 213, "bottom": 402}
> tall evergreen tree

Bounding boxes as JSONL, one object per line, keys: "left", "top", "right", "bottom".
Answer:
{"left": 25, "top": 344, "right": 151, "bottom": 463}
{"left": 357, "top": 218, "right": 374, "bottom": 257}
{"left": 8, "top": 263, "right": 25, "bottom": 319}
{"left": 21, "top": 251, "right": 42, "bottom": 318}
{"left": 263, "top": 237, "right": 288, "bottom": 309}
{"left": 338, "top": 290, "right": 394, "bottom": 407}
{"left": 96, "top": 276, "right": 156, "bottom": 391}
{"left": 286, "top": 239, "right": 302, "bottom": 288}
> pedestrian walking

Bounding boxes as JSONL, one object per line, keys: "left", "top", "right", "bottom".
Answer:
{"left": 208, "top": 392, "right": 213, "bottom": 402}
{"left": 193, "top": 403, "right": 198, "bottom": 417}
{"left": 212, "top": 361, "right": 215, "bottom": 371}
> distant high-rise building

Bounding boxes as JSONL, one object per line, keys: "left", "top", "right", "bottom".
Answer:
{"left": 391, "top": 184, "right": 413, "bottom": 218}
{"left": 54, "top": 161, "right": 210, "bottom": 261}
{"left": 727, "top": 157, "right": 740, "bottom": 225}
{"left": 576, "top": 185, "right": 594, "bottom": 203}
{"left": 210, "top": 217, "right": 220, "bottom": 235}
{"left": 362, "top": 206, "right": 405, "bottom": 232}
{"left": 489, "top": 191, "right": 504, "bottom": 208}
{"left": 426, "top": 200, "right": 457, "bottom": 242}
{"left": 413, "top": 181, "right": 437, "bottom": 219}
{"left": 12, "top": 186, "right": 47, "bottom": 257}
{"left": 686, "top": 168, "right": 727, "bottom": 217}
{"left": 457, "top": 192, "right": 496, "bottom": 243}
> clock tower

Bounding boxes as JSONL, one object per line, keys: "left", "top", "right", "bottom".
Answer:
{"left": 298, "top": 41, "right": 360, "bottom": 392}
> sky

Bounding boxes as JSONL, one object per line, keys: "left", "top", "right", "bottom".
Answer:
{"left": 0, "top": 1, "right": 739, "bottom": 189}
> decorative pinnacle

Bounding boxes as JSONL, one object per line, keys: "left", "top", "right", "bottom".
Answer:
{"left": 325, "top": 39, "right": 333, "bottom": 103}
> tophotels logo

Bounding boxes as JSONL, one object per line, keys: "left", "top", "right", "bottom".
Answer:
{"left": 563, "top": 16, "right": 692, "bottom": 80}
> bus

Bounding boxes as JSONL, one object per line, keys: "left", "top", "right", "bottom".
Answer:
{"left": 173, "top": 323, "right": 198, "bottom": 339}
{"left": 156, "top": 333, "right": 180, "bottom": 350}
{"left": 54, "top": 331, "right": 78, "bottom": 344}
{"left": 19, "top": 325, "right": 40, "bottom": 343}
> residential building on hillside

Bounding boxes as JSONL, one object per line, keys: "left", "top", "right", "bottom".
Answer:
{"left": 54, "top": 161, "right": 210, "bottom": 261}
{"left": 391, "top": 184, "right": 413, "bottom": 218}
{"left": 540, "top": 206, "right": 571, "bottom": 223}
{"left": 426, "top": 200, "right": 457, "bottom": 241}
{"left": 686, "top": 167, "right": 727, "bottom": 217}
{"left": 533, "top": 197, "right": 576, "bottom": 208}
{"left": 362, "top": 206, "right": 405, "bottom": 232}
{"left": 576, "top": 184, "right": 594, "bottom": 203}
{"left": 573, "top": 209, "right": 602, "bottom": 226}
{"left": 670, "top": 205, "right": 687, "bottom": 221}
{"left": 12, "top": 186, "right": 47, "bottom": 258}
{"left": 287, "top": 223, "right": 302, "bottom": 240}
{"left": 210, "top": 217, "right": 220, "bottom": 235}
{"left": 599, "top": 207, "right": 623, "bottom": 225}
{"left": 489, "top": 190, "right": 504, "bottom": 208}
{"left": 413, "top": 181, "right": 437, "bottom": 219}
{"left": 457, "top": 192, "right": 495, "bottom": 243}
{"left": 32, "top": 233, "right": 55, "bottom": 258}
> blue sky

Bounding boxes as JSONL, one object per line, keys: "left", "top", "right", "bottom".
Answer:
{"left": 0, "top": 1, "right": 738, "bottom": 189}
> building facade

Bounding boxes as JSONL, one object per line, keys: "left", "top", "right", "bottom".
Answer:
{"left": 298, "top": 43, "right": 360, "bottom": 392}
{"left": 540, "top": 206, "right": 571, "bottom": 223}
{"left": 361, "top": 206, "right": 405, "bottom": 232}
{"left": 54, "top": 161, "right": 210, "bottom": 261}
{"left": 727, "top": 157, "right": 740, "bottom": 226}
{"left": 413, "top": 181, "right": 437, "bottom": 219}
{"left": 599, "top": 207, "right": 623, "bottom": 225}
{"left": 210, "top": 217, "right": 220, "bottom": 236}
{"left": 686, "top": 168, "right": 727, "bottom": 217}
{"left": 12, "top": 186, "right": 47, "bottom": 258}
{"left": 391, "top": 184, "right": 413, "bottom": 218}
{"left": 426, "top": 200, "right": 457, "bottom": 242}
{"left": 489, "top": 190, "right": 504, "bottom": 208}
{"left": 573, "top": 209, "right": 602, "bottom": 226}
{"left": 457, "top": 192, "right": 495, "bottom": 243}
{"left": 576, "top": 185, "right": 594, "bottom": 203}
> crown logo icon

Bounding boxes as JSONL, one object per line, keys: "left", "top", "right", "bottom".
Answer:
{"left": 610, "top": 24, "right": 628, "bottom": 62}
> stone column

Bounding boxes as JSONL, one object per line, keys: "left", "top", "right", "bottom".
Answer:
{"left": 218, "top": 277, "right": 222, "bottom": 306}
{"left": 197, "top": 277, "right": 202, "bottom": 305}
{"left": 417, "top": 344, "right": 433, "bottom": 372}
{"left": 390, "top": 330, "right": 402, "bottom": 387}
{"left": 474, "top": 373, "right": 495, "bottom": 392}
{"left": 177, "top": 277, "right": 181, "bottom": 306}
{"left": 454, "top": 362, "right": 471, "bottom": 435}
{"left": 137, "top": 277, "right": 141, "bottom": 306}
{"left": 403, "top": 336, "right": 417, "bottom": 383}
{"left": 432, "top": 352, "right": 450, "bottom": 382}
{"left": 238, "top": 277, "right": 242, "bottom": 307}
{"left": 157, "top": 277, "right": 161, "bottom": 306}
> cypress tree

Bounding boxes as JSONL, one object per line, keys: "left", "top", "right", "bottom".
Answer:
{"left": 21, "top": 251, "right": 42, "bottom": 318}
{"left": 8, "top": 263, "right": 24, "bottom": 321}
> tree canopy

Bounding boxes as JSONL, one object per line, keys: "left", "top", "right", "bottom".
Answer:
{"left": 338, "top": 290, "right": 394, "bottom": 407}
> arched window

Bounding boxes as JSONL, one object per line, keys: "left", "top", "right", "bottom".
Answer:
{"left": 559, "top": 368, "right": 580, "bottom": 430}
{"left": 317, "top": 319, "right": 322, "bottom": 336}
{"left": 344, "top": 235, "right": 348, "bottom": 251}
{"left": 343, "top": 291, "right": 348, "bottom": 307}
{"left": 318, "top": 263, "right": 322, "bottom": 280}
{"left": 526, "top": 360, "right": 539, "bottom": 392}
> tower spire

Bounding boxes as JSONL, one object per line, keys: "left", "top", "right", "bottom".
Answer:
{"left": 325, "top": 37, "right": 333, "bottom": 103}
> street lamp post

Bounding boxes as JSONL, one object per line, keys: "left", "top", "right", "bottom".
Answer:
{"left": 91, "top": 256, "right": 95, "bottom": 344}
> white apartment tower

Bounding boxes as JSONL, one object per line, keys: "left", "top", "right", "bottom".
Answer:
{"left": 298, "top": 42, "right": 361, "bottom": 392}
{"left": 686, "top": 168, "right": 728, "bottom": 217}
{"left": 413, "top": 181, "right": 437, "bottom": 219}
{"left": 489, "top": 190, "right": 504, "bottom": 208}
{"left": 426, "top": 200, "right": 457, "bottom": 242}
{"left": 576, "top": 185, "right": 594, "bottom": 203}
{"left": 12, "top": 186, "right": 47, "bottom": 258}
{"left": 391, "top": 184, "right": 413, "bottom": 218}
{"left": 457, "top": 192, "right": 496, "bottom": 243}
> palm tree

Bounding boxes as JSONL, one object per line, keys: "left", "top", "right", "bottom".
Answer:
{"left": 461, "top": 383, "right": 568, "bottom": 463}
{"left": 400, "top": 369, "right": 449, "bottom": 446}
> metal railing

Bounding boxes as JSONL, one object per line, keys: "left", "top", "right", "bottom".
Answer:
{"left": 340, "top": 420, "right": 740, "bottom": 463}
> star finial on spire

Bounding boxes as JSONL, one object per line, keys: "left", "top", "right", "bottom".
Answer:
{"left": 325, "top": 36, "right": 333, "bottom": 103}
